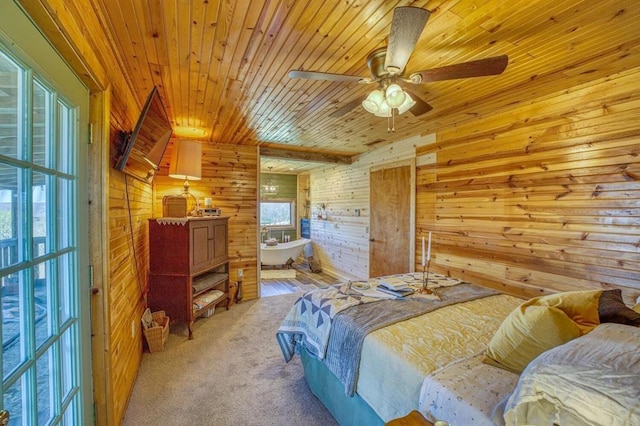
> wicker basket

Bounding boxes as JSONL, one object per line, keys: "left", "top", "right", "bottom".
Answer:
{"left": 143, "top": 310, "right": 170, "bottom": 353}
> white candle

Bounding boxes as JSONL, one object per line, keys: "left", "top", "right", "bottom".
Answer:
{"left": 204, "top": 198, "right": 213, "bottom": 207}
{"left": 427, "top": 231, "right": 432, "bottom": 261}
{"left": 421, "top": 236, "right": 426, "bottom": 267}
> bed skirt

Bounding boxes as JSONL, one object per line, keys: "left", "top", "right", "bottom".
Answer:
{"left": 300, "top": 346, "right": 384, "bottom": 426}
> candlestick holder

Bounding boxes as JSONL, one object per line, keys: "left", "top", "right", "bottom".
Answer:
{"left": 418, "top": 260, "right": 432, "bottom": 294}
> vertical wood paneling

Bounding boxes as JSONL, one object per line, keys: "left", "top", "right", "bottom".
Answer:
{"left": 416, "top": 68, "right": 640, "bottom": 302}
{"left": 154, "top": 142, "right": 259, "bottom": 301}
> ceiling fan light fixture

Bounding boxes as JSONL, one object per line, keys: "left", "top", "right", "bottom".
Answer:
{"left": 385, "top": 83, "right": 406, "bottom": 108}
{"left": 397, "top": 93, "right": 416, "bottom": 114}
{"left": 362, "top": 89, "right": 384, "bottom": 113}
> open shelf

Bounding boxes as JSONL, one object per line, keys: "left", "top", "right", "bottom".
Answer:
{"left": 193, "top": 272, "right": 229, "bottom": 296}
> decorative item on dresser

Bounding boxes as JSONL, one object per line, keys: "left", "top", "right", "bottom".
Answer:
{"left": 148, "top": 216, "right": 230, "bottom": 339}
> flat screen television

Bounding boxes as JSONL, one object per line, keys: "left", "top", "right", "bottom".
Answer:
{"left": 114, "top": 87, "right": 172, "bottom": 183}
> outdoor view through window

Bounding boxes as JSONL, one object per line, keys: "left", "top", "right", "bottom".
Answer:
{"left": 260, "top": 201, "right": 294, "bottom": 227}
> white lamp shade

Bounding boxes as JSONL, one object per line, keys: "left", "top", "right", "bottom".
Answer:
{"left": 362, "top": 89, "right": 384, "bottom": 113}
{"left": 397, "top": 93, "right": 416, "bottom": 115}
{"left": 374, "top": 99, "right": 392, "bottom": 117}
{"left": 168, "top": 139, "right": 202, "bottom": 180}
{"left": 385, "top": 84, "right": 406, "bottom": 108}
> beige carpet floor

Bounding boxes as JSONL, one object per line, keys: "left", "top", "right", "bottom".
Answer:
{"left": 123, "top": 293, "right": 337, "bottom": 426}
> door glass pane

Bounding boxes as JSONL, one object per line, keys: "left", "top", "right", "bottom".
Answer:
{"left": 62, "top": 393, "right": 78, "bottom": 426}
{"left": 0, "top": 162, "right": 25, "bottom": 268}
{"left": 58, "top": 252, "right": 74, "bottom": 324}
{"left": 3, "top": 376, "right": 23, "bottom": 425}
{"left": 33, "top": 82, "right": 51, "bottom": 168}
{"left": 0, "top": 51, "right": 21, "bottom": 160}
{"left": 2, "top": 269, "right": 26, "bottom": 379}
{"left": 34, "top": 260, "right": 52, "bottom": 350}
{"left": 32, "top": 172, "right": 50, "bottom": 258}
{"left": 57, "top": 101, "right": 72, "bottom": 175}
{"left": 37, "top": 345, "right": 54, "bottom": 424}
{"left": 60, "top": 325, "right": 76, "bottom": 400}
{"left": 57, "top": 177, "right": 72, "bottom": 251}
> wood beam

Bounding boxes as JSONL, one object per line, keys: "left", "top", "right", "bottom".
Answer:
{"left": 260, "top": 147, "right": 353, "bottom": 165}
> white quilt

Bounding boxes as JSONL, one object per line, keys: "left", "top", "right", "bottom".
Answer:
{"left": 418, "top": 354, "right": 519, "bottom": 426}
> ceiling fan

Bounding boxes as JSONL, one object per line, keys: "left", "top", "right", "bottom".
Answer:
{"left": 288, "top": 6, "right": 508, "bottom": 121}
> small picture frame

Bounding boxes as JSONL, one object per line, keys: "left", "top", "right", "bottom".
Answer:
{"left": 354, "top": 209, "right": 360, "bottom": 217}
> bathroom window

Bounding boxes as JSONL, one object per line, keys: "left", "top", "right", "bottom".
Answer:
{"left": 260, "top": 200, "right": 296, "bottom": 229}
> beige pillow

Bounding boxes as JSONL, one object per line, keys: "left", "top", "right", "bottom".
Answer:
{"left": 484, "top": 303, "right": 582, "bottom": 373}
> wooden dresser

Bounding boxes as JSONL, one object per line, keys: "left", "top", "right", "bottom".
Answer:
{"left": 148, "top": 217, "right": 230, "bottom": 339}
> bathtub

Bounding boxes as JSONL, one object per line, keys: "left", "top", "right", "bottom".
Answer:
{"left": 260, "top": 238, "right": 310, "bottom": 267}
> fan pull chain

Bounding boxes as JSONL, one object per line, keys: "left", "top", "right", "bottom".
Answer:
{"left": 389, "top": 108, "right": 396, "bottom": 132}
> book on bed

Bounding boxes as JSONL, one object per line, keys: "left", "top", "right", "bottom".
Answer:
{"left": 378, "top": 276, "right": 410, "bottom": 290}
{"left": 376, "top": 286, "right": 415, "bottom": 298}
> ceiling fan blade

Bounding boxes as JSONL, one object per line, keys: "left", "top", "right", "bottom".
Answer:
{"left": 404, "top": 90, "right": 433, "bottom": 116}
{"left": 384, "top": 7, "right": 430, "bottom": 74}
{"left": 288, "top": 70, "right": 365, "bottom": 83}
{"left": 410, "top": 55, "right": 509, "bottom": 83}
{"left": 329, "top": 94, "right": 367, "bottom": 118}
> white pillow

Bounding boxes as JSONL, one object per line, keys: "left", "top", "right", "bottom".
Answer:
{"left": 504, "top": 323, "right": 640, "bottom": 426}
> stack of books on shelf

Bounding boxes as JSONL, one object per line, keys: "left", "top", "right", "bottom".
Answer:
{"left": 377, "top": 276, "right": 415, "bottom": 298}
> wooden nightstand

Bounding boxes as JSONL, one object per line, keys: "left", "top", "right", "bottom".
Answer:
{"left": 386, "top": 410, "right": 434, "bottom": 426}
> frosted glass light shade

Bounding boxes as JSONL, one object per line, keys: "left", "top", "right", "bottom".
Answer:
{"left": 362, "top": 89, "right": 384, "bottom": 113}
{"left": 374, "top": 99, "right": 392, "bottom": 117}
{"left": 385, "top": 83, "right": 406, "bottom": 108}
{"left": 168, "top": 139, "right": 202, "bottom": 180}
{"left": 397, "top": 93, "right": 416, "bottom": 115}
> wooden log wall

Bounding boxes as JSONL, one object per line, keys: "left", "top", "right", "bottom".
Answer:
{"left": 308, "top": 135, "right": 434, "bottom": 280}
{"left": 416, "top": 67, "right": 640, "bottom": 303}
{"left": 107, "top": 129, "right": 150, "bottom": 421}
{"left": 153, "top": 142, "right": 259, "bottom": 301}
{"left": 100, "top": 64, "right": 163, "bottom": 426}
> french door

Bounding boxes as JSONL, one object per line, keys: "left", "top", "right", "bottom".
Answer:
{"left": 0, "top": 2, "right": 92, "bottom": 425}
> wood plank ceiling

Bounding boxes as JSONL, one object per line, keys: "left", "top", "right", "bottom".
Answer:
{"left": 91, "top": 0, "right": 640, "bottom": 172}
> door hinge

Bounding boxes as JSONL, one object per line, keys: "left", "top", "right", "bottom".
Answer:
{"left": 88, "top": 123, "right": 93, "bottom": 145}
{"left": 89, "top": 265, "right": 99, "bottom": 295}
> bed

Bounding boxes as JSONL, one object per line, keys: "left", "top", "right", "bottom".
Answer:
{"left": 276, "top": 273, "right": 640, "bottom": 425}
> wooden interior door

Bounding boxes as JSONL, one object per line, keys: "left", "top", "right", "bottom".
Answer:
{"left": 369, "top": 165, "right": 412, "bottom": 277}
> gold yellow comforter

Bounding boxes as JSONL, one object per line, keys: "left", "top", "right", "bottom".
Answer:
{"left": 355, "top": 294, "right": 522, "bottom": 421}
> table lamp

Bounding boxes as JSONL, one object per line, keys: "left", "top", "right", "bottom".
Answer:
{"left": 168, "top": 139, "right": 202, "bottom": 215}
